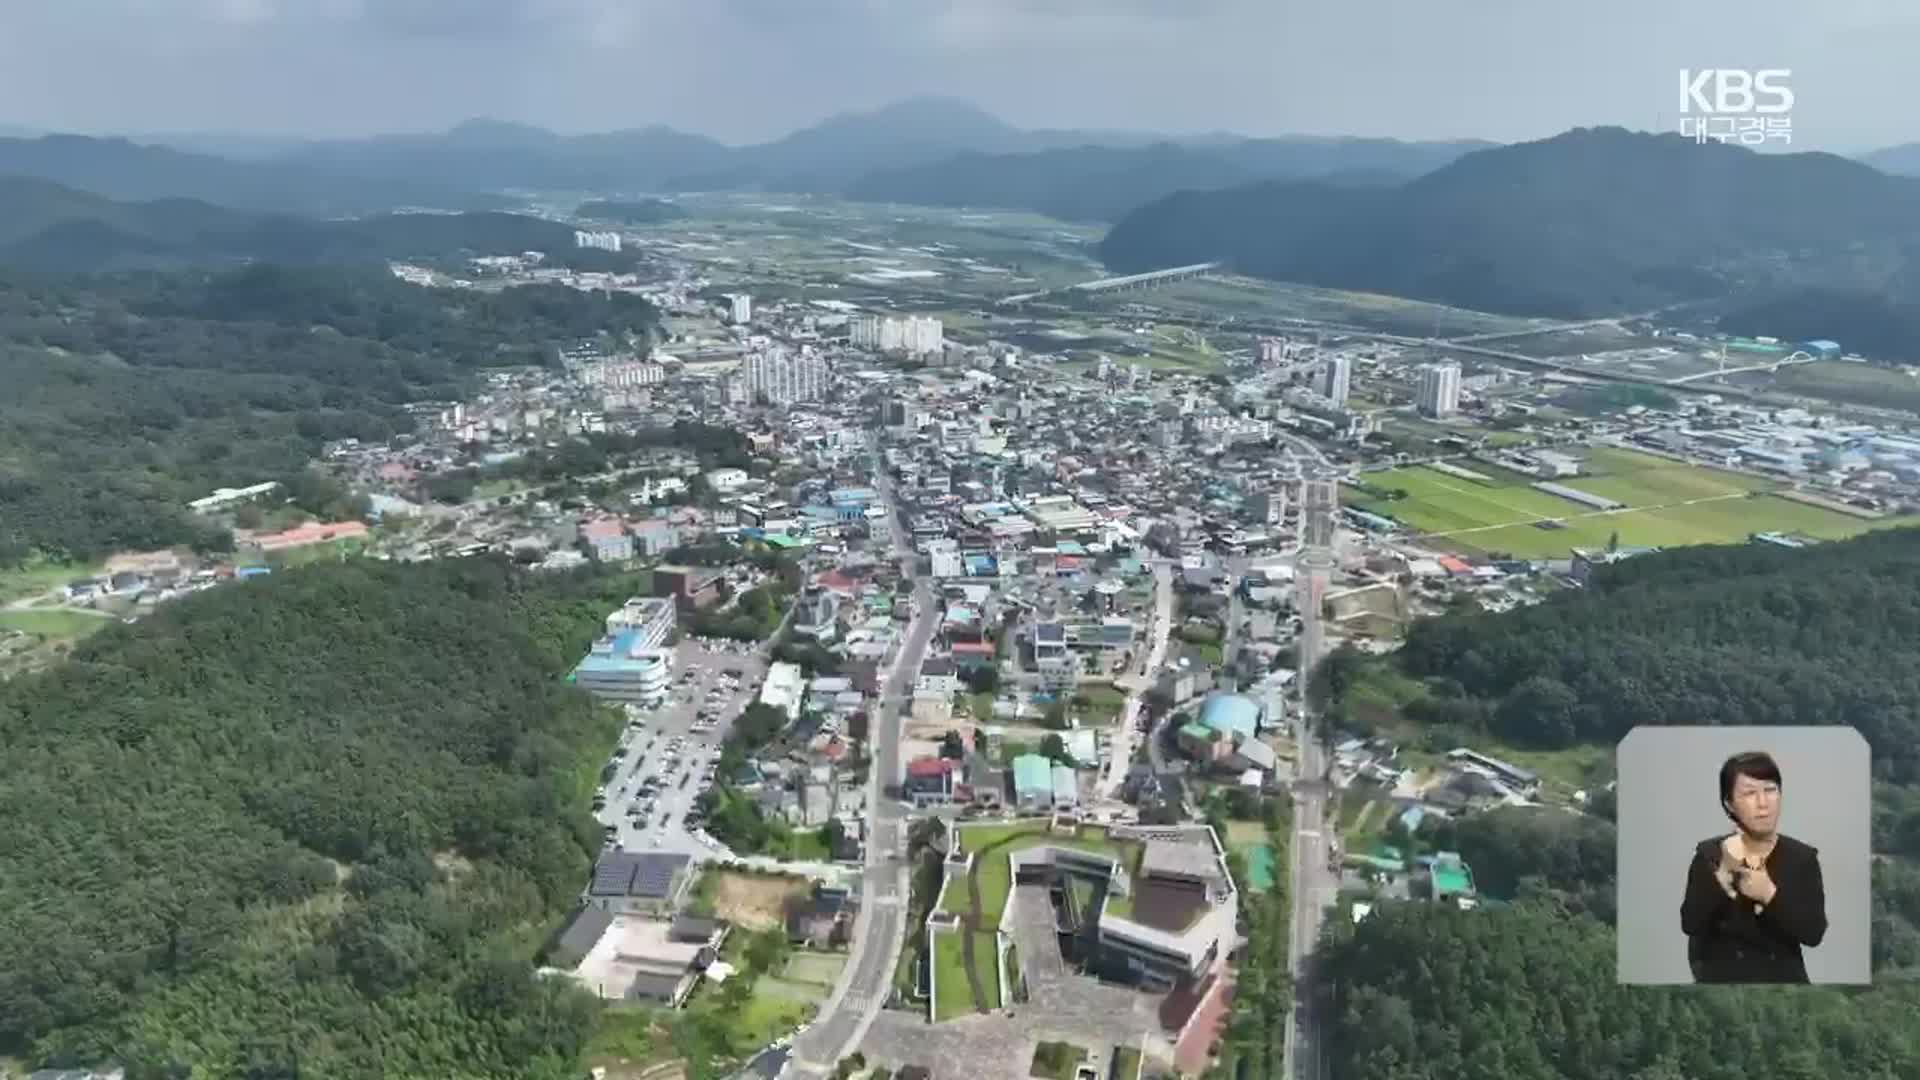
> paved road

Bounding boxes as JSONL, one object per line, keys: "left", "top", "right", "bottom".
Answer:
{"left": 1097, "top": 560, "right": 1173, "bottom": 800}
{"left": 787, "top": 462, "right": 935, "bottom": 1077}
{"left": 1282, "top": 478, "right": 1338, "bottom": 1080}
{"left": 1286, "top": 706, "right": 1335, "bottom": 1080}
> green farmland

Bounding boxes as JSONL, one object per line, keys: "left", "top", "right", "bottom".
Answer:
{"left": 1347, "top": 447, "right": 1916, "bottom": 558}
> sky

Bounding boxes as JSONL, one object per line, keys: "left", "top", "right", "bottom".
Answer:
{"left": 1, "top": 0, "right": 1913, "bottom": 152}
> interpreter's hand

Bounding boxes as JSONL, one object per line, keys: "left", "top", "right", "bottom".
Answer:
{"left": 1713, "top": 864, "right": 1738, "bottom": 898}
{"left": 1735, "top": 861, "right": 1778, "bottom": 906}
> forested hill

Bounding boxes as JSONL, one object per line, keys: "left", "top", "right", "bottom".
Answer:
{"left": 1098, "top": 126, "right": 1920, "bottom": 319}
{"left": 1323, "top": 903, "right": 1920, "bottom": 1080}
{"left": 0, "top": 175, "right": 576, "bottom": 273}
{"left": 0, "top": 559, "right": 640, "bottom": 1077}
{"left": 0, "top": 265, "right": 656, "bottom": 565}
{"left": 1350, "top": 527, "right": 1920, "bottom": 785}
{"left": 1316, "top": 527, "right": 1920, "bottom": 1079}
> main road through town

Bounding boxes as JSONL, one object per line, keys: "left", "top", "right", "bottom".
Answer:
{"left": 786, "top": 460, "right": 936, "bottom": 1077}
{"left": 1273, "top": 430, "right": 1338, "bottom": 1080}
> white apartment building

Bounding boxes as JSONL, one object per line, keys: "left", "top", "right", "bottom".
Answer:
{"left": 727, "top": 293, "right": 753, "bottom": 325}
{"left": 1419, "top": 362, "right": 1462, "bottom": 418}
{"left": 743, "top": 348, "right": 830, "bottom": 405}
{"left": 850, "top": 315, "right": 944, "bottom": 356}
{"left": 574, "top": 230, "right": 622, "bottom": 253}
{"left": 1320, "top": 354, "right": 1352, "bottom": 408}
{"left": 583, "top": 361, "right": 666, "bottom": 389}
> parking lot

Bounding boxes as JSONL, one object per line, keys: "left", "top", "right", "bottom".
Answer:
{"left": 593, "top": 637, "right": 771, "bottom": 860}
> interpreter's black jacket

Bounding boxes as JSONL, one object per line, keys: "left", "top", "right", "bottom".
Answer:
{"left": 1680, "top": 833, "right": 1827, "bottom": 983}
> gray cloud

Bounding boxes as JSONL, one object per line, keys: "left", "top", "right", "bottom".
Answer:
{"left": 0, "top": 0, "right": 1909, "bottom": 150}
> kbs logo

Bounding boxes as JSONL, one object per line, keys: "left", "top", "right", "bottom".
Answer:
{"left": 1678, "top": 69, "right": 1793, "bottom": 146}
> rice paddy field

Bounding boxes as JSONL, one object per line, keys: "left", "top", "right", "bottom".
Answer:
{"left": 1347, "top": 446, "right": 1916, "bottom": 557}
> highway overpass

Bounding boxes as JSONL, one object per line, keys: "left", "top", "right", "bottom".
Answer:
{"left": 997, "top": 261, "right": 1222, "bottom": 306}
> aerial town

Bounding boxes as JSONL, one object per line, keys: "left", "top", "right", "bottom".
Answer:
{"left": 7, "top": 193, "right": 1917, "bottom": 1080}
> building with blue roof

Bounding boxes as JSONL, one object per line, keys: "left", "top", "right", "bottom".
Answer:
{"left": 1198, "top": 692, "right": 1261, "bottom": 741}
{"left": 573, "top": 629, "right": 672, "bottom": 703}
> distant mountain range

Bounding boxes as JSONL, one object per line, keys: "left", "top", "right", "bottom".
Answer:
{"left": 248, "top": 99, "right": 1493, "bottom": 216}
{"left": 0, "top": 175, "right": 573, "bottom": 273}
{"left": 844, "top": 138, "right": 1458, "bottom": 222}
{"left": 1099, "top": 127, "right": 1920, "bottom": 321}
{"left": 1861, "top": 142, "right": 1920, "bottom": 177}
{"left": 0, "top": 99, "right": 1489, "bottom": 224}
{"left": 0, "top": 134, "right": 497, "bottom": 216}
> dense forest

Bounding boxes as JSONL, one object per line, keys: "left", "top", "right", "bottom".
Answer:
{"left": 1320, "top": 903, "right": 1920, "bottom": 1080}
{"left": 1720, "top": 287, "right": 1920, "bottom": 363}
{"left": 1317, "top": 528, "right": 1920, "bottom": 1078}
{"left": 1099, "top": 127, "right": 1920, "bottom": 320}
{"left": 0, "top": 265, "right": 656, "bottom": 565}
{"left": 1328, "top": 528, "right": 1920, "bottom": 792}
{"left": 0, "top": 558, "right": 648, "bottom": 1077}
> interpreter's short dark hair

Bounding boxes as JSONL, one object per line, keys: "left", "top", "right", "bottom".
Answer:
{"left": 1720, "top": 751, "right": 1783, "bottom": 819}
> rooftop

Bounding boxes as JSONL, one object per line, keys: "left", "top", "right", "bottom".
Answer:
{"left": 589, "top": 851, "right": 691, "bottom": 899}
{"left": 1198, "top": 693, "right": 1260, "bottom": 740}
{"left": 1141, "top": 838, "right": 1225, "bottom": 884}
{"left": 1011, "top": 754, "right": 1052, "bottom": 796}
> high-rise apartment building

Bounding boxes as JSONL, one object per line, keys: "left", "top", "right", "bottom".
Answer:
{"left": 574, "top": 230, "right": 622, "bottom": 252}
{"left": 1418, "top": 362, "right": 1462, "bottom": 418}
{"left": 743, "top": 348, "right": 830, "bottom": 404}
{"left": 850, "top": 315, "right": 944, "bottom": 355}
{"left": 1319, "top": 354, "right": 1352, "bottom": 407}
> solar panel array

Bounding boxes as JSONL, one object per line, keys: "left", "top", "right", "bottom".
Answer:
{"left": 588, "top": 851, "right": 691, "bottom": 897}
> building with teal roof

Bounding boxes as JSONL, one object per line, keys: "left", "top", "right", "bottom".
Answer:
{"left": 1012, "top": 754, "right": 1054, "bottom": 810}
{"left": 1198, "top": 692, "right": 1261, "bottom": 741}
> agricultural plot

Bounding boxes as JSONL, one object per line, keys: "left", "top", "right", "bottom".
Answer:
{"left": 1348, "top": 446, "right": 1914, "bottom": 557}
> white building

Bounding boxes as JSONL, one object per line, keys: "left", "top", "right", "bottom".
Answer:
{"left": 583, "top": 361, "right": 666, "bottom": 389}
{"left": 574, "top": 230, "right": 622, "bottom": 253}
{"left": 1319, "top": 354, "right": 1352, "bottom": 408}
{"left": 605, "top": 597, "right": 676, "bottom": 650}
{"left": 1418, "top": 362, "right": 1462, "bottom": 418}
{"left": 743, "top": 348, "right": 830, "bottom": 405}
{"left": 760, "top": 661, "right": 806, "bottom": 722}
{"left": 188, "top": 481, "right": 281, "bottom": 513}
{"left": 930, "top": 548, "right": 965, "bottom": 579}
{"left": 850, "top": 315, "right": 944, "bottom": 356}
{"left": 705, "top": 468, "right": 750, "bottom": 492}
{"left": 727, "top": 293, "right": 753, "bottom": 325}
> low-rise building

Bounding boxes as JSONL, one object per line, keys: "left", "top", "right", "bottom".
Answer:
{"left": 581, "top": 519, "right": 632, "bottom": 562}
{"left": 1012, "top": 754, "right": 1055, "bottom": 811}
{"left": 905, "top": 756, "right": 960, "bottom": 806}
{"left": 760, "top": 661, "right": 806, "bottom": 722}
{"left": 584, "top": 850, "right": 693, "bottom": 916}
{"left": 915, "top": 656, "right": 961, "bottom": 698}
